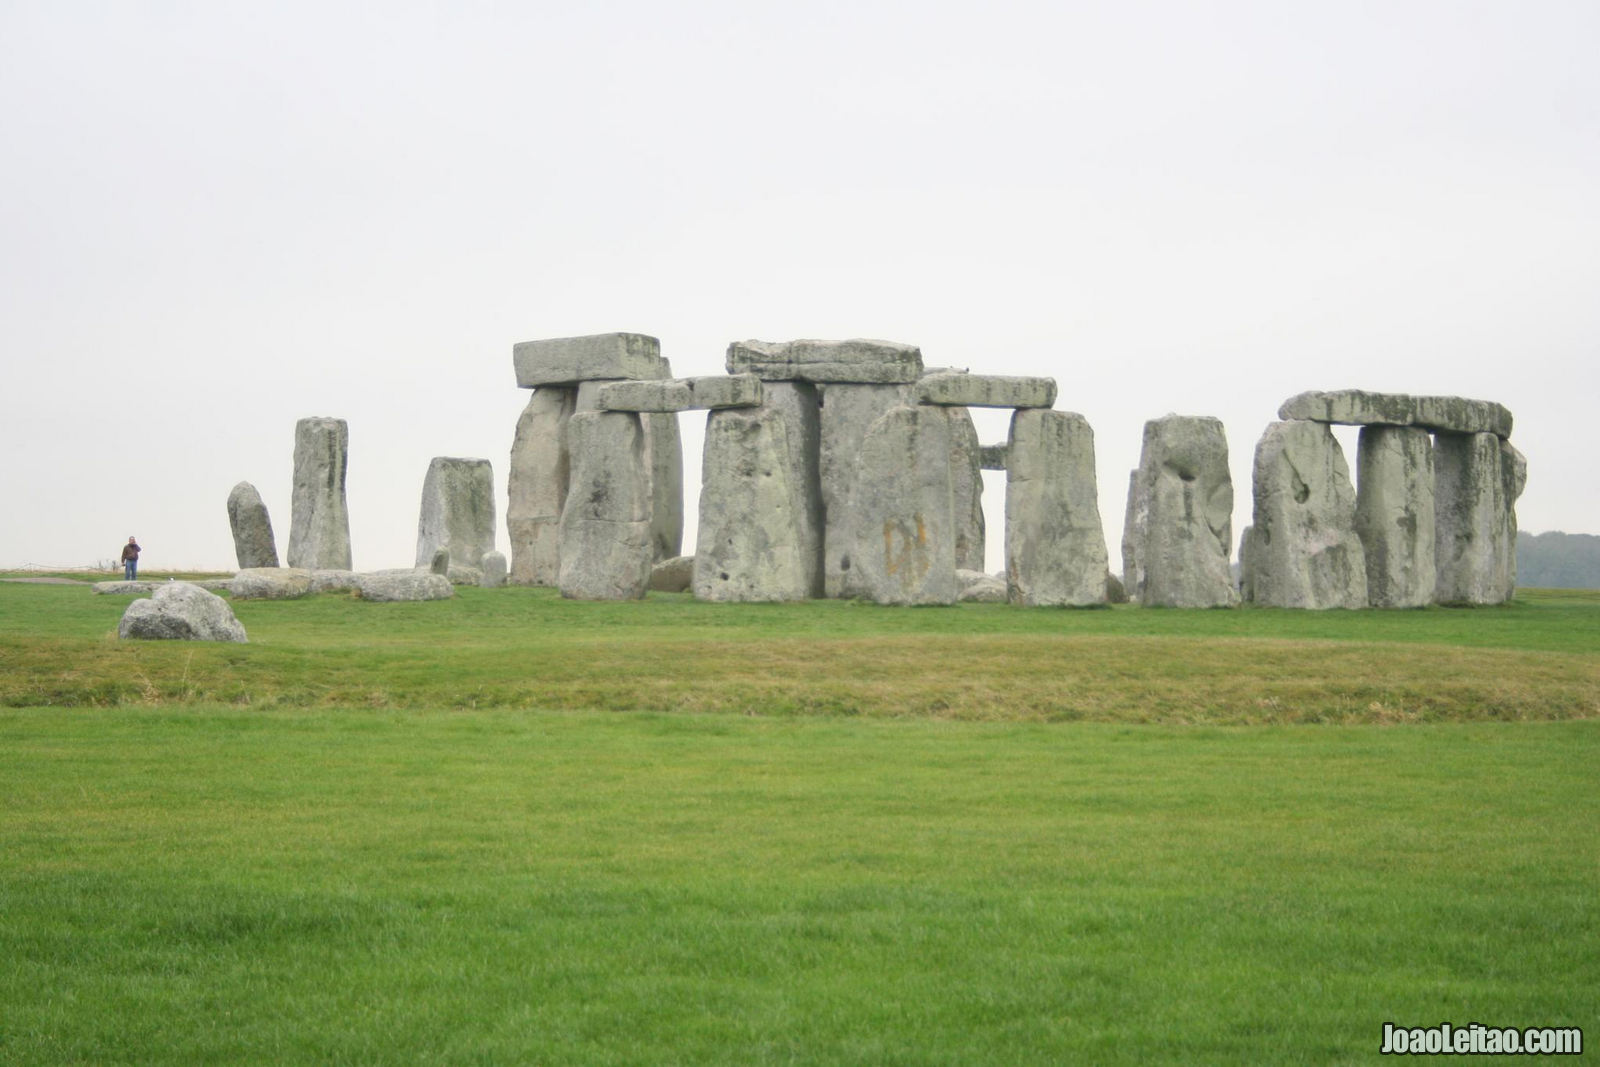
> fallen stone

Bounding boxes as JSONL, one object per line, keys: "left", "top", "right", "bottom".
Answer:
{"left": 649, "top": 555, "right": 694, "bottom": 593}
{"left": 1355, "top": 426, "right": 1436, "bottom": 608}
{"left": 914, "top": 373, "right": 1057, "bottom": 409}
{"left": 1121, "top": 415, "right": 1237, "bottom": 608}
{"left": 978, "top": 444, "right": 1008, "bottom": 470}
{"left": 1005, "top": 410, "right": 1109, "bottom": 606}
{"left": 444, "top": 563, "right": 483, "bottom": 586}
{"left": 596, "top": 378, "right": 694, "bottom": 412}
{"left": 230, "top": 567, "right": 312, "bottom": 600}
{"left": 1278, "top": 389, "right": 1513, "bottom": 438}
{"left": 726, "top": 338, "right": 924, "bottom": 384}
{"left": 118, "top": 583, "right": 247, "bottom": 642}
{"left": 840, "top": 405, "right": 957, "bottom": 605}
{"left": 819, "top": 382, "right": 914, "bottom": 596}
{"left": 226, "top": 481, "right": 279, "bottom": 569}
{"left": 310, "top": 570, "right": 359, "bottom": 593}
{"left": 415, "top": 457, "right": 496, "bottom": 571}
{"left": 479, "top": 550, "right": 507, "bottom": 588}
{"left": 558, "top": 411, "right": 653, "bottom": 600}
{"left": 957, "top": 569, "right": 1008, "bottom": 603}
{"left": 287, "top": 416, "right": 352, "bottom": 571}
{"left": 1240, "top": 420, "right": 1367, "bottom": 609}
{"left": 355, "top": 572, "right": 455, "bottom": 602}
{"left": 93, "top": 581, "right": 162, "bottom": 595}
{"left": 513, "top": 332, "right": 668, "bottom": 388}
{"left": 1434, "top": 431, "right": 1511, "bottom": 605}
{"left": 506, "top": 387, "right": 575, "bottom": 586}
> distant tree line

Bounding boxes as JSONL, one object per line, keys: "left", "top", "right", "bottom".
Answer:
{"left": 1518, "top": 531, "right": 1600, "bottom": 589}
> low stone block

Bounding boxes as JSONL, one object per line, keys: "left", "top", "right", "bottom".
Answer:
{"left": 688, "top": 374, "right": 763, "bottom": 409}
{"left": 93, "top": 581, "right": 161, "bottom": 595}
{"left": 1277, "top": 389, "right": 1513, "bottom": 438}
{"left": 356, "top": 572, "right": 455, "bottom": 602}
{"left": 726, "top": 339, "right": 923, "bottom": 384}
{"left": 915, "top": 373, "right": 1057, "bottom": 409}
{"left": 513, "top": 333, "right": 667, "bottom": 388}
{"left": 479, "top": 551, "right": 507, "bottom": 588}
{"left": 597, "top": 379, "right": 694, "bottom": 412}
{"left": 230, "top": 567, "right": 312, "bottom": 600}
{"left": 649, "top": 555, "right": 694, "bottom": 593}
{"left": 310, "top": 570, "right": 359, "bottom": 593}
{"left": 119, "top": 583, "right": 248, "bottom": 642}
{"left": 957, "top": 569, "right": 1008, "bottom": 603}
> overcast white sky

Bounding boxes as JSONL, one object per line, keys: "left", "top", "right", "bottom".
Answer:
{"left": 2, "top": 0, "right": 1596, "bottom": 572}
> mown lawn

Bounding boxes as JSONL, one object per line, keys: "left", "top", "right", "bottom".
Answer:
{"left": 0, "top": 582, "right": 1595, "bottom": 1063}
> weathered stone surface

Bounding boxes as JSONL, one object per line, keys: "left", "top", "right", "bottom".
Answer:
{"left": 513, "top": 332, "right": 668, "bottom": 388}
{"left": 762, "top": 382, "right": 824, "bottom": 597}
{"left": 1240, "top": 420, "right": 1367, "bottom": 609}
{"left": 118, "top": 583, "right": 248, "bottom": 642}
{"left": 506, "top": 387, "right": 575, "bottom": 586}
{"left": 1278, "top": 390, "right": 1513, "bottom": 438}
{"left": 1005, "top": 410, "right": 1109, "bottom": 607}
{"left": 444, "top": 563, "right": 483, "bottom": 586}
{"left": 415, "top": 457, "right": 496, "bottom": 571}
{"left": 819, "top": 383, "right": 914, "bottom": 597}
{"left": 915, "top": 373, "right": 1057, "bottom": 409}
{"left": 1105, "top": 571, "right": 1128, "bottom": 604}
{"left": 688, "top": 374, "right": 763, "bottom": 409}
{"left": 230, "top": 567, "right": 312, "bottom": 600}
{"left": 649, "top": 555, "right": 694, "bottom": 593}
{"left": 646, "top": 411, "right": 684, "bottom": 562}
{"left": 288, "top": 417, "right": 352, "bottom": 571}
{"left": 1434, "top": 431, "right": 1512, "bottom": 605}
{"left": 727, "top": 339, "right": 923, "bottom": 384}
{"left": 596, "top": 378, "right": 694, "bottom": 412}
{"left": 694, "top": 407, "right": 816, "bottom": 602}
{"left": 227, "top": 481, "right": 279, "bottom": 570}
{"left": 479, "top": 550, "right": 507, "bottom": 588}
{"left": 429, "top": 547, "right": 451, "bottom": 576}
{"left": 1121, "top": 416, "right": 1237, "bottom": 608}
{"left": 941, "top": 406, "right": 986, "bottom": 572}
{"left": 840, "top": 405, "right": 957, "bottom": 605}
{"left": 957, "top": 569, "right": 1008, "bottom": 603}
{"left": 1498, "top": 440, "right": 1526, "bottom": 603}
{"left": 309, "top": 570, "right": 359, "bottom": 593}
{"left": 558, "top": 411, "right": 653, "bottom": 600}
{"left": 978, "top": 444, "right": 1008, "bottom": 471}
{"left": 355, "top": 572, "right": 455, "bottom": 602}
{"left": 93, "top": 581, "right": 161, "bottom": 595}
{"left": 1355, "top": 426, "right": 1436, "bottom": 608}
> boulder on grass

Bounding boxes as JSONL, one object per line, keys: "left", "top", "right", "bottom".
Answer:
{"left": 230, "top": 568, "right": 312, "bottom": 600}
{"left": 355, "top": 572, "right": 455, "bottom": 602}
{"left": 118, "top": 583, "right": 247, "bottom": 642}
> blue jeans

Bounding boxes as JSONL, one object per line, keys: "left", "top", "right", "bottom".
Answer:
{"left": 124, "top": 559, "right": 137, "bottom": 580}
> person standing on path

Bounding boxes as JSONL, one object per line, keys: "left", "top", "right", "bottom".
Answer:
{"left": 121, "top": 536, "right": 141, "bottom": 580}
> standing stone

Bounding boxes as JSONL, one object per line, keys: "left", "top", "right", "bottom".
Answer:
{"left": 693, "top": 407, "right": 815, "bottom": 602}
{"left": 942, "top": 407, "right": 986, "bottom": 572}
{"left": 1497, "top": 440, "right": 1526, "bottom": 603}
{"left": 1434, "top": 431, "right": 1511, "bottom": 605}
{"left": 1005, "top": 410, "right": 1109, "bottom": 606}
{"left": 645, "top": 412, "right": 684, "bottom": 562}
{"left": 506, "top": 387, "right": 574, "bottom": 586}
{"left": 415, "top": 457, "right": 496, "bottom": 570}
{"left": 479, "top": 550, "right": 507, "bottom": 588}
{"left": 226, "top": 481, "right": 279, "bottom": 570}
{"left": 761, "top": 381, "right": 824, "bottom": 596}
{"left": 287, "top": 417, "right": 352, "bottom": 571}
{"left": 558, "top": 411, "right": 652, "bottom": 600}
{"left": 819, "top": 383, "right": 914, "bottom": 596}
{"left": 1122, "top": 415, "right": 1237, "bottom": 608}
{"left": 840, "top": 405, "right": 957, "bottom": 605}
{"left": 429, "top": 547, "right": 451, "bottom": 576}
{"left": 1355, "top": 426, "right": 1436, "bottom": 608}
{"left": 1241, "top": 420, "right": 1367, "bottom": 609}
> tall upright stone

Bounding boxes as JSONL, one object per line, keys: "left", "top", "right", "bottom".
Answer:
{"left": 287, "top": 417, "right": 351, "bottom": 571}
{"left": 1355, "top": 426, "right": 1436, "bottom": 608}
{"left": 763, "top": 381, "right": 824, "bottom": 596}
{"left": 1121, "top": 415, "right": 1236, "bottom": 608}
{"left": 1240, "top": 420, "right": 1366, "bottom": 609}
{"left": 226, "top": 481, "right": 279, "bottom": 570}
{"left": 415, "top": 457, "right": 496, "bottom": 570}
{"left": 1005, "top": 410, "right": 1109, "bottom": 606}
{"left": 1434, "top": 431, "right": 1511, "bottom": 605}
{"left": 557, "top": 411, "right": 652, "bottom": 600}
{"left": 574, "top": 379, "right": 682, "bottom": 566}
{"left": 840, "top": 405, "right": 957, "bottom": 605}
{"left": 1497, "top": 440, "right": 1526, "bottom": 603}
{"left": 506, "top": 387, "right": 574, "bottom": 585}
{"left": 942, "top": 406, "right": 986, "bottom": 573}
{"left": 819, "top": 383, "right": 914, "bottom": 596}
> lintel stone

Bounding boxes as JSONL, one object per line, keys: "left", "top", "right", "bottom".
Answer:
{"left": 726, "top": 339, "right": 923, "bottom": 384}
{"left": 1277, "top": 389, "right": 1513, "bottom": 438}
{"left": 915, "top": 372, "right": 1056, "bottom": 409}
{"left": 514, "top": 333, "right": 668, "bottom": 388}
{"left": 597, "top": 379, "right": 694, "bottom": 412}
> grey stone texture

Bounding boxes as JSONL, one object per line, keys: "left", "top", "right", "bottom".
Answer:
{"left": 726, "top": 338, "right": 924, "bottom": 384}
{"left": 1498, "top": 440, "right": 1526, "bottom": 603}
{"left": 1121, "top": 415, "right": 1237, "bottom": 608}
{"left": 597, "top": 378, "right": 694, "bottom": 413}
{"left": 839, "top": 405, "right": 958, "bottom": 604}
{"left": 506, "top": 387, "right": 574, "bottom": 586}
{"left": 93, "top": 581, "right": 162, "bottom": 595}
{"left": 819, "top": 383, "right": 914, "bottom": 597}
{"left": 1278, "top": 389, "right": 1513, "bottom": 439}
{"left": 558, "top": 411, "right": 653, "bottom": 600}
{"left": 355, "top": 572, "right": 455, "bottom": 602}
{"left": 415, "top": 457, "right": 496, "bottom": 571}
{"left": 429, "top": 547, "right": 451, "bottom": 576}
{"left": 226, "top": 481, "right": 279, "bottom": 570}
{"left": 914, "top": 373, "right": 1057, "bottom": 409}
{"left": 309, "top": 570, "right": 359, "bottom": 593}
{"left": 978, "top": 444, "right": 1008, "bottom": 471}
{"left": 940, "top": 406, "right": 986, "bottom": 572}
{"left": 1004, "top": 410, "right": 1109, "bottom": 607}
{"left": 1240, "top": 420, "right": 1367, "bottom": 609}
{"left": 1434, "top": 431, "right": 1516, "bottom": 605}
{"left": 649, "top": 555, "right": 694, "bottom": 593}
{"left": 957, "top": 569, "right": 1008, "bottom": 603}
{"left": 693, "top": 406, "right": 818, "bottom": 602}
{"left": 689, "top": 374, "right": 763, "bottom": 409}
{"left": 287, "top": 417, "right": 352, "bottom": 571}
{"left": 118, "top": 583, "right": 248, "bottom": 642}
{"left": 479, "top": 550, "right": 507, "bottom": 588}
{"left": 513, "top": 332, "right": 668, "bottom": 388}
{"left": 645, "top": 411, "right": 684, "bottom": 562}
{"left": 1354, "top": 425, "right": 1436, "bottom": 608}
{"left": 230, "top": 567, "right": 312, "bottom": 600}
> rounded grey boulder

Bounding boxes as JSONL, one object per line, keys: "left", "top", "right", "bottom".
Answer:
{"left": 118, "top": 583, "right": 248, "bottom": 642}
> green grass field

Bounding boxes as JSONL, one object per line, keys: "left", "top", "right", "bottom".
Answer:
{"left": 1, "top": 580, "right": 1596, "bottom": 1063}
